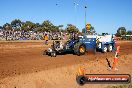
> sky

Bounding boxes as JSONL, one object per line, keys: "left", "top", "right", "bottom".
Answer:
{"left": 0, "top": 0, "right": 132, "bottom": 34}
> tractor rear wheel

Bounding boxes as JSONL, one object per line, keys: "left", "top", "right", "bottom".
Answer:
{"left": 74, "top": 43, "right": 86, "bottom": 56}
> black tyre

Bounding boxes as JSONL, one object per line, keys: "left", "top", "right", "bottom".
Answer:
{"left": 51, "top": 51, "right": 56, "bottom": 57}
{"left": 102, "top": 45, "right": 107, "bottom": 53}
{"left": 107, "top": 44, "right": 113, "bottom": 52}
{"left": 76, "top": 75, "right": 86, "bottom": 85}
{"left": 74, "top": 43, "right": 86, "bottom": 56}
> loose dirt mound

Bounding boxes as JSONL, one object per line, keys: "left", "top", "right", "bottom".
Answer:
{"left": 0, "top": 41, "right": 132, "bottom": 88}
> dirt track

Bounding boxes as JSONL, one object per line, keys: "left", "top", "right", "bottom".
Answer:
{"left": 0, "top": 41, "right": 132, "bottom": 88}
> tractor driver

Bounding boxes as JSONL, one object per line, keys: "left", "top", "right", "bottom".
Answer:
{"left": 54, "top": 41, "right": 64, "bottom": 51}
{"left": 70, "top": 32, "right": 79, "bottom": 40}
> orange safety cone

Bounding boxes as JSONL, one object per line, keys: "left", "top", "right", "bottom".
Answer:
{"left": 78, "top": 66, "right": 85, "bottom": 76}
{"left": 112, "top": 46, "right": 120, "bottom": 71}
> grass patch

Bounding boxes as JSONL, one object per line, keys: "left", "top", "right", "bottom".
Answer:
{"left": 106, "top": 84, "right": 132, "bottom": 88}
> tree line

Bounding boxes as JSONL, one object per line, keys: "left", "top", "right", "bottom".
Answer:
{"left": 116, "top": 27, "right": 132, "bottom": 36}
{"left": 0, "top": 19, "right": 131, "bottom": 35}
{"left": 0, "top": 19, "right": 79, "bottom": 33}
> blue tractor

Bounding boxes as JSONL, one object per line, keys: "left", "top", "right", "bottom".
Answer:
{"left": 64, "top": 35, "right": 96, "bottom": 55}
{"left": 43, "top": 34, "right": 97, "bottom": 57}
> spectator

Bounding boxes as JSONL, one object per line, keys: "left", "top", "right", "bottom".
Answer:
{"left": 44, "top": 34, "right": 49, "bottom": 45}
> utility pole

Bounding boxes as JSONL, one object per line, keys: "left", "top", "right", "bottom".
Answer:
{"left": 85, "top": 6, "right": 87, "bottom": 33}
{"left": 74, "top": 1, "right": 79, "bottom": 28}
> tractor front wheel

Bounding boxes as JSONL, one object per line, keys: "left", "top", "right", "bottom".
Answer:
{"left": 51, "top": 51, "right": 56, "bottom": 57}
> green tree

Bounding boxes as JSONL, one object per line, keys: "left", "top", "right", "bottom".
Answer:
{"left": 82, "top": 28, "right": 86, "bottom": 33}
{"left": 58, "top": 25, "right": 63, "bottom": 27}
{"left": 21, "top": 21, "right": 36, "bottom": 31}
{"left": 3, "top": 23, "right": 12, "bottom": 30}
{"left": 36, "top": 27, "right": 44, "bottom": 32}
{"left": 58, "top": 25, "right": 63, "bottom": 32}
{"left": 51, "top": 26, "right": 59, "bottom": 32}
{"left": 42, "top": 20, "right": 54, "bottom": 32}
{"left": 35, "top": 23, "right": 41, "bottom": 27}
{"left": 116, "top": 27, "right": 126, "bottom": 37}
{"left": 126, "top": 30, "right": 132, "bottom": 35}
{"left": 60, "top": 29, "right": 67, "bottom": 32}
{"left": 41, "top": 20, "right": 60, "bottom": 32}
{"left": 66, "top": 24, "right": 79, "bottom": 33}
{"left": 0, "top": 26, "right": 3, "bottom": 29}
{"left": 11, "top": 19, "right": 22, "bottom": 30}
{"left": 102, "top": 33, "right": 109, "bottom": 35}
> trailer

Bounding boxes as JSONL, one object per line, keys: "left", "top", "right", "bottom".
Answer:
{"left": 96, "top": 35, "right": 115, "bottom": 53}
